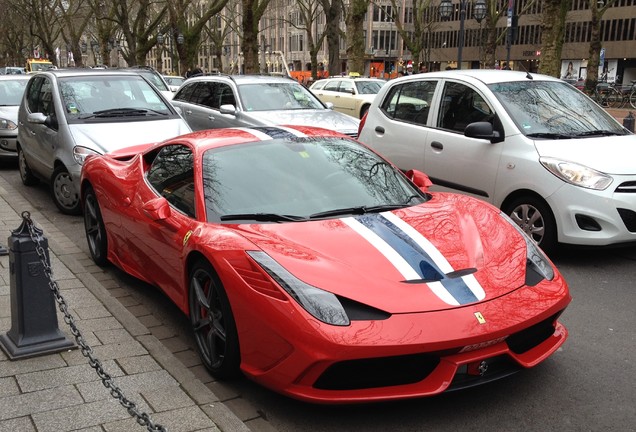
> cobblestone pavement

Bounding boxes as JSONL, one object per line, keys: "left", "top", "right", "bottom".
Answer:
{"left": 0, "top": 175, "right": 252, "bottom": 431}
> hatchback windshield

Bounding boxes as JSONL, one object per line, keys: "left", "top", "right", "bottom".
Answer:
{"left": 490, "top": 80, "right": 628, "bottom": 137}
{"left": 59, "top": 75, "right": 172, "bottom": 121}
{"left": 202, "top": 137, "right": 426, "bottom": 222}
{"left": 238, "top": 83, "right": 325, "bottom": 111}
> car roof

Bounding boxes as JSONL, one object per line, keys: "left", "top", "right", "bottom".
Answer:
{"left": 395, "top": 69, "right": 562, "bottom": 85}
{"left": 35, "top": 69, "right": 142, "bottom": 78}
{"left": 184, "top": 74, "right": 299, "bottom": 85}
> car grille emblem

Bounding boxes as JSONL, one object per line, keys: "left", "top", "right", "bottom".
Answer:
{"left": 478, "top": 361, "right": 488, "bottom": 376}
{"left": 474, "top": 311, "right": 486, "bottom": 324}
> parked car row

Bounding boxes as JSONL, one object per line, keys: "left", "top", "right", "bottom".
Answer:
{"left": 10, "top": 66, "right": 636, "bottom": 404}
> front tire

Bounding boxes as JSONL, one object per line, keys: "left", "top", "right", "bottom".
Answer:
{"left": 189, "top": 260, "right": 240, "bottom": 379}
{"left": 51, "top": 165, "right": 81, "bottom": 215}
{"left": 83, "top": 185, "right": 109, "bottom": 266}
{"left": 18, "top": 146, "right": 38, "bottom": 186}
{"left": 503, "top": 195, "right": 557, "bottom": 254}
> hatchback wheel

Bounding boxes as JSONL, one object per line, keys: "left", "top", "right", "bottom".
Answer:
{"left": 51, "top": 166, "right": 81, "bottom": 215}
{"left": 189, "top": 260, "right": 241, "bottom": 379}
{"left": 83, "top": 185, "right": 108, "bottom": 266}
{"left": 504, "top": 196, "right": 557, "bottom": 254}
{"left": 18, "top": 146, "right": 38, "bottom": 186}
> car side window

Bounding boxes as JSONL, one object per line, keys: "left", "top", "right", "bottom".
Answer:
{"left": 192, "top": 82, "right": 217, "bottom": 108}
{"left": 26, "top": 76, "right": 44, "bottom": 113}
{"left": 324, "top": 80, "right": 340, "bottom": 91}
{"left": 340, "top": 80, "right": 354, "bottom": 94}
{"left": 438, "top": 82, "right": 494, "bottom": 133}
{"left": 146, "top": 144, "right": 196, "bottom": 218}
{"left": 173, "top": 82, "right": 197, "bottom": 102}
{"left": 217, "top": 83, "right": 236, "bottom": 107}
{"left": 380, "top": 80, "right": 436, "bottom": 125}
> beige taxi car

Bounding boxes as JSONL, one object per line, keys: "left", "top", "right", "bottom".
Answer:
{"left": 310, "top": 76, "right": 385, "bottom": 119}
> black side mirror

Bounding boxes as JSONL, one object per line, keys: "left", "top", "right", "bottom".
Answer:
{"left": 465, "top": 121, "right": 503, "bottom": 143}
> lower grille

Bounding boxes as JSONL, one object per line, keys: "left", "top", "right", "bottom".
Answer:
{"left": 506, "top": 312, "right": 559, "bottom": 354}
{"left": 314, "top": 353, "right": 440, "bottom": 390}
{"left": 617, "top": 208, "right": 636, "bottom": 232}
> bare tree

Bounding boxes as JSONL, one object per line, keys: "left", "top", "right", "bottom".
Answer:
{"left": 9, "top": 0, "right": 64, "bottom": 66}
{"left": 387, "top": 0, "right": 438, "bottom": 69}
{"left": 319, "top": 0, "right": 343, "bottom": 76}
{"left": 241, "top": 0, "right": 273, "bottom": 74}
{"left": 0, "top": 5, "right": 30, "bottom": 66}
{"left": 165, "top": 0, "right": 229, "bottom": 76}
{"left": 56, "top": 0, "right": 94, "bottom": 68}
{"left": 538, "top": 0, "right": 570, "bottom": 77}
{"left": 345, "top": 0, "right": 368, "bottom": 75}
{"left": 286, "top": 0, "right": 327, "bottom": 79}
{"left": 583, "top": 0, "right": 618, "bottom": 93}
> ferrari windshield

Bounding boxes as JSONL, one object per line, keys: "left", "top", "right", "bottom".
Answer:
{"left": 202, "top": 136, "right": 427, "bottom": 222}
{"left": 238, "top": 83, "right": 325, "bottom": 111}
{"left": 490, "top": 80, "right": 627, "bottom": 137}
{"left": 59, "top": 75, "right": 172, "bottom": 121}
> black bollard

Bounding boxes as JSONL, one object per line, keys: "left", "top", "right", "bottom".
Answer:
{"left": 0, "top": 214, "right": 75, "bottom": 359}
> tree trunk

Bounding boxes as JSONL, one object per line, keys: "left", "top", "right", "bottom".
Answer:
{"left": 538, "top": 0, "right": 570, "bottom": 77}
{"left": 345, "top": 0, "right": 368, "bottom": 75}
{"left": 321, "top": 0, "right": 342, "bottom": 76}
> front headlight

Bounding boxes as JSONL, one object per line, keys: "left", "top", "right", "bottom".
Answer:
{"left": 501, "top": 212, "right": 554, "bottom": 285}
{"left": 0, "top": 119, "right": 17, "bottom": 130}
{"left": 73, "top": 146, "right": 101, "bottom": 166}
{"left": 247, "top": 251, "right": 350, "bottom": 326}
{"left": 540, "top": 157, "right": 613, "bottom": 190}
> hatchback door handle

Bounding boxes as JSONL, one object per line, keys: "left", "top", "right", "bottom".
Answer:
{"left": 431, "top": 141, "right": 443, "bottom": 150}
{"left": 375, "top": 126, "right": 385, "bottom": 134}
{"left": 185, "top": 110, "right": 192, "bottom": 115}
{"left": 208, "top": 115, "right": 215, "bottom": 121}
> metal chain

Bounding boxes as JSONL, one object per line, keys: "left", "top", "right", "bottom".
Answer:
{"left": 22, "top": 211, "right": 167, "bottom": 432}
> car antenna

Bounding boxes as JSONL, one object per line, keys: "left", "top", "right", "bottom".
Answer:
{"left": 517, "top": 62, "right": 534, "bottom": 80}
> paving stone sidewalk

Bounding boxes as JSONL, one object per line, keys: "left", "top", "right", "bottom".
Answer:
{"left": 0, "top": 179, "right": 251, "bottom": 431}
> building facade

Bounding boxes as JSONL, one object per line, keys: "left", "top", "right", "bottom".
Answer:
{"left": 150, "top": 0, "right": 636, "bottom": 84}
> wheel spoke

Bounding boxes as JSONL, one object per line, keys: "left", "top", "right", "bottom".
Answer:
{"left": 192, "top": 276, "right": 211, "bottom": 310}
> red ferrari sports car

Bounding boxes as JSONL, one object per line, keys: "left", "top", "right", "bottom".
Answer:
{"left": 80, "top": 125, "right": 571, "bottom": 404}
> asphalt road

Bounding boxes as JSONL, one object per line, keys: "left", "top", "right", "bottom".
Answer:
{"left": 1, "top": 160, "right": 635, "bottom": 432}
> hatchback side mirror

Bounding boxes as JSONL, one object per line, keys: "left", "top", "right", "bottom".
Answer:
{"left": 465, "top": 121, "right": 503, "bottom": 143}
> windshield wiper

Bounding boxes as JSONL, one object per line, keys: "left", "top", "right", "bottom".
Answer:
{"left": 220, "top": 213, "right": 307, "bottom": 222}
{"left": 525, "top": 132, "right": 574, "bottom": 139}
{"left": 573, "top": 130, "right": 625, "bottom": 137}
{"left": 79, "top": 108, "right": 165, "bottom": 119}
{"left": 309, "top": 204, "right": 405, "bottom": 219}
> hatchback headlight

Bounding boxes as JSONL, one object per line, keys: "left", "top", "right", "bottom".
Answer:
{"left": 0, "top": 119, "right": 17, "bottom": 130}
{"left": 73, "top": 146, "right": 101, "bottom": 165}
{"left": 247, "top": 251, "right": 350, "bottom": 326}
{"left": 540, "top": 157, "right": 613, "bottom": 190}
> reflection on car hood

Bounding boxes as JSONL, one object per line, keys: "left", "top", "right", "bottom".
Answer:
{"left": 232, "top": 193, "right": 535, "bottom": 314}
{"left": 534, "top": 134, "right": 636, "bottom": 175}
{"left": 240, "top": 109, "right": 360, "bottom": 134}
{"left": 69, "top": 119, "right": 191, "bottom": 154}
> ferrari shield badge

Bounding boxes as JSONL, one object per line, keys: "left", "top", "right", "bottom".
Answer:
{"left": 474, "top": 311, "right": 486, "bottom": 324}
{"left": 183, "top": 230, "right": 193, "bottom": 246}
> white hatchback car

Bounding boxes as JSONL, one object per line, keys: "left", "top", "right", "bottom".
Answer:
{"left": 17, "top": 69, "right": 191, "bottom": 214}
{"left": 358, "top": 69, "right": 635, "bottom": 253}
{"left": 310, "top": 77, "right": 386, "bottom": 119}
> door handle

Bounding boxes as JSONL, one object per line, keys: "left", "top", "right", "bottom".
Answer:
{"left": 208, "top": 115, "right": 215, "bottom": 121}
{"left": 185, "top": 110, "right": 192, "bottom": 115}
{"left": 375, "top": 126, "right": 385, "bottom": 134}
{"left": 431, "top": 141, "right": 443, "bottom": 150}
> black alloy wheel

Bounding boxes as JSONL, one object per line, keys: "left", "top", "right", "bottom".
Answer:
{"left": 189, "top": 260, "right": 241, "bottom": 379}
{"left": 83, "top": 185, "right": 109, "bottom": 266}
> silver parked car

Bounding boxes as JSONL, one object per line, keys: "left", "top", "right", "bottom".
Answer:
{"left": 0, "top": 75, "right": 29, "bottom": 158}
{"left": 17, "top": 69, "right": 191, "bottom": 214}
{"left": 171, "top": 74, "right": 360, "bottom": 137}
